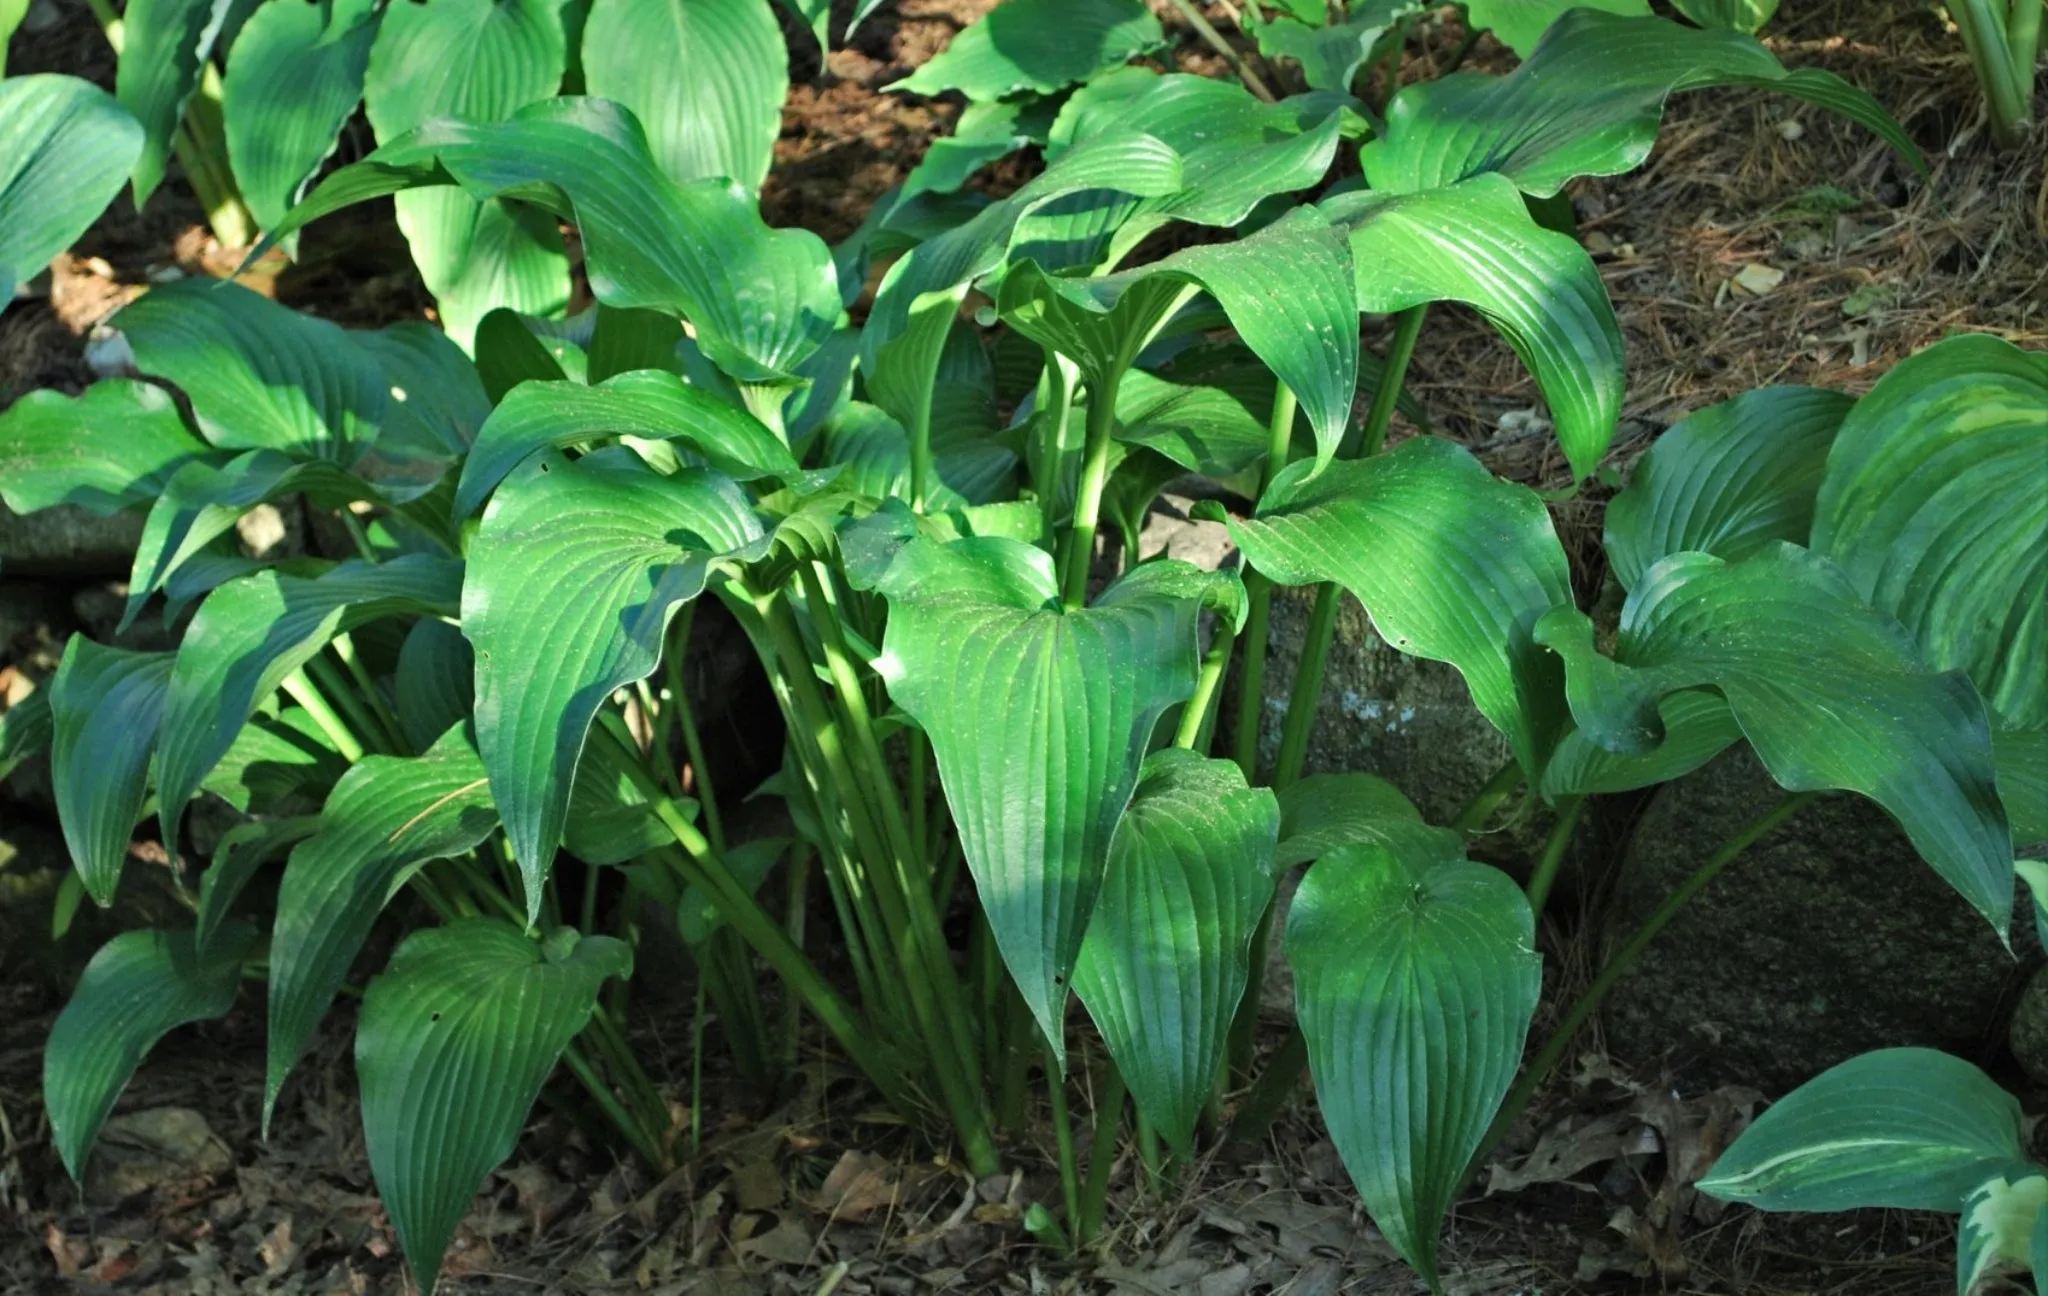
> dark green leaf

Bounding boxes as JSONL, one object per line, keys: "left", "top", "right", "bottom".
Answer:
{"left": 1996, "top": 725, "right": 2048, "bottom": 847}
{"left": 0, "top": 687, "right": 52, "bottom": 783}
{"left": 48, "top": 639, "right": 176, "bottom": 905}
{"left": 222, "top": 0, "right": 380, "bottom": 229}
{"left": 890, "top": 0, "right": 1163, "bottom": 100}
{"left": 198, "top": 707, "right": 348, "bottom": 813}
{"left": 44, "top": 924, "right": 256, "bottom": 1179}
{"left": 194, "top": 814, "right": 319, "bottom": 956}
{"left": 394, "top": 617, "right": 475, "bottom": 752}
{"left": 1540, "top": 690, "right": 1742, "bottom": 797}
{"left": 1669, "top": 0, "right": 1779, "bottom": 31}
{"left": 1460, "top": 0, "right": 1647, "bottom": 56}
{"left": 0, "top": 379, "right": 214, "bottom": 516}
{"left": 587, "top": 305, "right": 686, "bottom": 383}
{"left": 115, "top": 0, "right": 231, "bottom": 203}
{"left": 354, "top": 322, "right": 492, "bottom": 457}
{"left": 1535, "top": 545, "right": 2014, "bottom": 933}
{"left": 356, "top": 920, "right": 630, "bottom": 1291}
{"left": 1273, "top": 771, "right": 1423, "bottom": 868}
{"left": 1245, "top": 0, "right": 1419, "bottom": 92}
{"left": 0, "top": 75, "right": 143, "bottom": 301}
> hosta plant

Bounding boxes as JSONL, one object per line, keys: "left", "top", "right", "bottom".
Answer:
{"left": 6, "top": 3, "right": 2030, "bottom": 1292}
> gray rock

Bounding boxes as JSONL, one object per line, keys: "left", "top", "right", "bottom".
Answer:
{"left": 0, "top": 501, "right": 144, "bottom": 578}
{"left": 1601, "top": 745, "right": 2025, "bottom": 1093}
{"left": 2010, "top": 967, "right": 2048, "bottom": 1088}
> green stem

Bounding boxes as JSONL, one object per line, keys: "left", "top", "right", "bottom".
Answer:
{"left": 1047, "top": 1048, "right": 1083, "bottom": 1248}
{"left": 1451, "top": 758, "right": 1523, "bottom": 836}
{"left": 562, "top": 1044, "right": 666, "bottom": 1171}
{"left": 304, "top": 653, "right": 390, "bottom": 756}
{"left": 279, "top": 668, "right": 365, "bottom": 762}
{"left": 1078, "top": 1062, "right": 1127, "bottom": 1244}
{"left": 997, "top": 983, "right": 1036, "bottom": 1134}
{"left": 1229, "top": 382, "right": 1302, "bottom": 781}
{"left": 1954, "top": 0, "right": 2034, "bottom": 147}
{"left": 2010, "top": 0, "right": 2042, "bottom": 91}
{"left": 1271, "top": 583, "right": 1338, "bottom": 790}
{"left": 1523, "top": 796, "right": 1585, "bottom": 919}
{"left": 666, "top": 606, "right": 724, "bottom": 852}
{"left": 1173, "top": 629, "right": 1234, "bottom": 751}
{"left": 1062, "top": 370, "right": 1127, "bottom": 609}
{"left": 1465, "top": 792, "right": 1819, "bottom": 1185}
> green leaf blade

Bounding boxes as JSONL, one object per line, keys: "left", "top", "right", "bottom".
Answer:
{"left": 48, "top": 639, "right": 177, "bottom": 906}
{"left": 891, "top": 0, "right": 1164, "bottom": 100}
{"left": 0, "top": 75, "right": 143, "bottom": 301}
{"left": 222, "top": 0, "right": 381, "bottom": 230}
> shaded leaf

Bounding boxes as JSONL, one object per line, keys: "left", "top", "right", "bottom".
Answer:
{"left": 394, "top": 617, "right": 475, "bottom": 751}
{"left": 194, "top": 814, "right": 320, "bottom": 954}
{"left": 115, "top": 0, "right": 231, "bottom": 203}
{"left": 890, "top": 0, "right": 1162, "bottom": 100}
{"left": 0, "top": 75, "right": 143, "bottom": 301}
{"left": 222, "top": 0, "right": 381, "bottom": 229}
{"left": 48, "top": 639, "right": 176, "bottom": 905}
{"left": 1540, "top": 690, "right": 1742, "bottom": 798}
{"left": 0, "top": 380, "right": 214, "bottom": 516}
{"left": 1273, "top": 772, "right": 1423, "bottom": 868}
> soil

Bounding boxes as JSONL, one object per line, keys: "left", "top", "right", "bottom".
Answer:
{"left": 1, "top": 0, "right": 2042, "bottom": 1290}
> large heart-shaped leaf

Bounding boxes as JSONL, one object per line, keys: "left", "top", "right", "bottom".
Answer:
{"left": 1321, "top": 174, "right": 1622, "bottom": 477}
{"left": 48, "top": 639, "right": 176, "bottom": 905}
{"left": 1273, "top": 772, "right": 1424, "bottom": 868}
{"left": 363, "top": 0, "right": 573, "bottom": 345}
{"left": 115, "top": 0, "right": 232, "bottom": 204}
{"left": 1362, "top": 11, "right": 1921, "bottom": 197}
{"left": 1811, "top": 334, "right": 2048, "bottom": 729}
{"left": 875, "top": 537, "right": 1200, "bottom": 1062}
{"left": 356, "top": 920, "right": 631, "bottom": 1291}
{"left": 1072, "top": 749, "right": 1279, "bottom": 1153}
{"left": 44, "top": 923, "right": 257, "bottom": 1180}
{"left": 583, "top": 0, "right": 786, "bottom": 192}
{"left": 465, "top": 449, "right": 764, "bottom": 918}
{"left": 457, "top": 371, "right": 797, "bottom": 517}
{"left": 0, "top": 380, "right": 214, "bottom": 516}
{"left": 1605, "top": 385, "right": 1854, "bottom": 589}
{"left": 1698, "top": 1047, "right": 2029, "bottom": 1211}
{"left": 1535, "top": 545, "right": 2013, "bottom": 933}
{"left": 889, "top": 0, "right": 1163, "bottom": 100}
{"left": 221, "top": 0, "right": 381, "bottom": 230}
{"left": 277, "top": 98, "right": 841, "bottom": 385}
{"left": 1228, "top": 437, "right": 1575, "bottom": 778}
{"left": 0, "top": 75, "right": 143, "bottom": 301}
{"left": 267, "top": 725, "right": 500, "bottom": 1125}
{"left": 1000, "top": 205, "right": 1358, "bottom": 469}
{"left": 153, "top": 556, "right": 465, "bottom": 854}
{"left": 1289, "top": 829, "right": 1541, "bottom": 1287}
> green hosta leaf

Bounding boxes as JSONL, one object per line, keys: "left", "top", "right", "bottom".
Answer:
{"left": 1321, "top": 174, "right": 1622, "bottom": 477}
{"left": 0, "top": 75, "right": 143, "bottom": 301}
{"left": 154, "top": 556, "right": 465, "bottom": 852}
{"left": 268, "top": 726, "right": 500, "bottom": 1125}
{"left": 875, "top": 536, "right": 1200, "bottom": 1062}
{"left": 457, "top": 372, "right": 796, "bottom": 517}
{"left": 195, "top": 816, "right": 319, "bottom": 954}
{"left": 890, "top": 0, "right": 1163, "bottom": 100}
{"left": 1289, "top": 830, "right": 1541, "bottom": 1286}
{"left": 583, "top": 0, "right": 786, "bottom": 192}
{"left": 0, "top": 380, "right": 214, "bottom": 516}
{"left": 1811, "top": 335, "right": 2048, "bottom": 729}
{"left": 563, "top": 729, "right": 686, "bottom": 866}
{"left": 1363, "top": 11, "right": 1922, "bottom": 197}
{"left": 354, "top": 322, "right": 492, "bottom": 458}
{"left": 364, "top": 0, "right": 573, "bottom": 346}
{"left": 198, "top": 708, "right": 347, "bottom": 813}
{"left": 1096, "top": 558, "right": 1249, "bottom": 635}
{"left": 222, "top": 0, "right": 381, "bottom": 230}
{"left": 817, "top": 402, "right": 1012, "bottom": 509}
{"left": 1997, "top": 726, "right": 2048, "bottom": 847}
{"left": 1072, "top": 750, "right": 1279, "bottom": 1153}
{"left": 474, "top": 305, "right": 575, "bottom": 401}
{"left": 0, "top": 0, "right": 27, "bottom": 69}
{"left": 1229, "top": 437, "right": 1574, "bottom": 778}
{"left": 1111, "top": 370, "right": 1270, "bottom": 478}
{"left": 279, "top": 98, "right": 840, "bottom": 385}
{"left": 1245, "top": 1, "right": 1419, "bottom": 92}
{"left": 1961, "top": 1172, "right": 2048, "bottom": 1295}
{"left": 1540, "top": 690, "right": 1742, "bottom": 797}
{"left": 0, "top": 687, "right": 53, "bottom": 783}
{"left": 586, "top": 305, "right": 686, "bottom": 384}
{"left": 1461, "top": 0, "right": 1648, "bottom": 56}
{"left": 1001, "top": 205, "right": 1358, "bottom": 469}
{"left": 1273, "top": 772, "right": 1424, "bottom": 868}
{"left": 466, "top": 450, "right": 765, "bottom": 918}
{"left": 1698, "top": 1047, "right": 2028, "bottom": 1211}
{"left": 1535, "top": 546, "right": 2013, "bottom": 933}
{"left": 44, "top": 923, "right": 257, "bottom": 1180}
{"left": 48, "top": 640, "right": 176, "bottom": 905}
{"left": 1669, "top": 0, "right": 1779, "bottom": 31}
{"left": 115, "top": 0, "right": 232, "bottom": 203}
{"left": 356, "top": 920, "right": 631, "bottom": 1291}
{"left": 117, "top": 279, "right": 383, "bottom": 463}
{"left": 902, "top": 98, "right": 1055, "bottom": 200}
{"left": 395, "top": 618, "right": 475, "bottom": 752}
{"left": 1605, "top": 385, "right": 1854, "bottom": 589}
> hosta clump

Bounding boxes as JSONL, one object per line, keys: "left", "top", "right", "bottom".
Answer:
{"left": 2, "top": 0, "right": 2029, "bottom": 1289}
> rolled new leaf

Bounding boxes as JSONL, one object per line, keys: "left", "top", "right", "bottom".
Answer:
{"left": 463, "top": 449, "right": 765, "bottom": 919}
{"left": 48, "top": 639, "right": 176, "bottom": 905}
{"left": 356, "top": 920, "right": 631, "bottom": 1291}
{"left": 1072, "top": 750, "right": 1280, "bottom": 1152}
{"left": 874, "top": 536, "right": 1201, "bottom": 1065}
{"left": 1289, "top": 828, "right": 1541, "bottom": 1287}
{"left": 0, "top": 75, "right": 143, "bottom": 302}
{"left": 1535, "top": 545, "right": 2014, "bottom": 934}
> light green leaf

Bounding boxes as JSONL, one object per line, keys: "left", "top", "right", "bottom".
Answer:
{"left": 1605, "top": 385, "right": 1854, "bottom": 589}
{"left": 115, "top": 0, "right": 232, "bottom": 203}
{"left": 1110, "top": 369, "right": 1270, "bottom": 479}
{"left": 583, "top": 0, "right": 786, "bottom": 192}
{"left": 1321, "top": 173, "right": 1622, "bottom": 478}
{"left": 0, "top": 0, "right": 27, "bottom": 70}
{"left": 876, "top": 536, "right": 1200, "bottom": 1062}
{"left": 1540, "top": 690, "right": 1742, "bottom": 798}
{"left": 154, "top": 556, "right": 465, "bottom": 853}
{"left": 1996, "top": 725, "right": 2048, "bottom": 847}
{"left": 1096, "top": 557, "right": 1249, "bottom": 635}
{"left": 0, "top": 75, "right": 143, "bottom": 301}
{"left": 0, "top": 380, "right": 214, "bottom": 516}
{"left": 268, "top": 726, "right": 500, "bottom": 1124}
{"left": 1460, "top": 0, "right": 1648, "bottom": 57}
{"left": 222, "top": 0, "right": 381, "bottom": 230}
{"left": 457, "top": 371, "right": 797, "bottom": 517}
{"left": 356, "top": 920, "right": 631, "bottom": 1292}
{"left": 1669, "top": 0, "right": 1778, "bottom": 31}
{"left": 902, "top": 98, "right": 1056, "bottom": 200}
{"left": 1961, "top": 1172, "right": 2048, "bottom": 1296}
{"left": 465, "top": 450, "right": 765, "bottom": 918}
{"left": 1245, "top": 1, "right": 1419, "bottom": 92}
{"left": 1273, "top": 772, "right": 1423, "bottom": 868}
{"left": 364, "top": 0, "right": 574, "bottom": 346}
{"left": 1811, "top": 335, "right": 2048, "bottom": 729}
{"left": 278, "top": 98, "right": 841, "bottom": 384}
{"left": 44, "top": 924, "right": 257, "bottom": 1180}
{"left": 1697, "top": 1047, "right": 2028, "bottom": 1211}
{"left": 1073, "top": 749, "right": 1279, "bottom": 1153}
{"left": 890, "top": 0, "right": 1163, "bottom": 100}
{"left": 1534, "top": 545, "right": 2014, "bottom": 933}
{"left": 48, "top": 639, "right": 176, "bottom": 905}
{"left": 1289, "top": 831, "right": 1540, "bottom": 1286}
{"left": 1363, "top": 11, "right": 1923, "bottom": 197}
{"left": 1228, "top": 437, "right": 1574, "bottom": 778}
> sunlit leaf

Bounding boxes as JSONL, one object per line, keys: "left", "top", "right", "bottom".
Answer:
{"left": 222, "top": 0, "right": 381, "bottom": 229}
{"left": 890, "top": 0, "right": 1163, "bottom": 100}
{"left": 115, "top": 0, "right": 231, "bottom": 203}
{"left": 0, "top": 75, "right": 142, "bottom": 301}
{"left": 0, "top": 380, "right": 214, "bottom": 516}
{"left": 1273, "top": 772, "right": 1423, "bottom": 868}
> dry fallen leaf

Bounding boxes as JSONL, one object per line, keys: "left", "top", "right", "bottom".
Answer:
{"left": 1731, "top": 263, "right": 1787, "bottom": 297}
{"left": 809, "top": 1149, "right": 901, "bottom": 1221}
